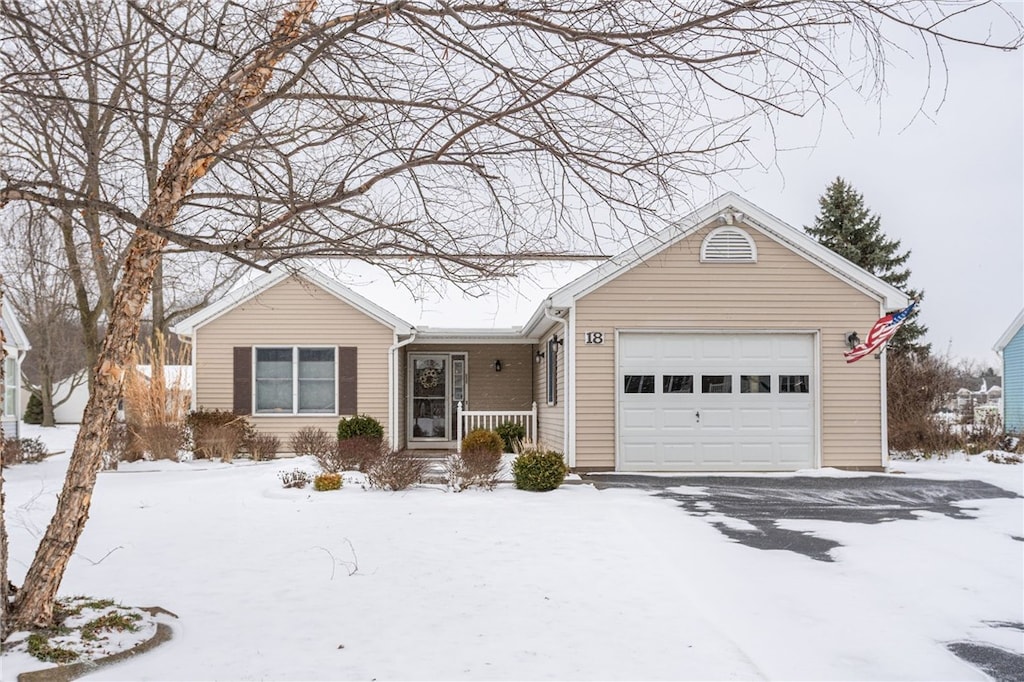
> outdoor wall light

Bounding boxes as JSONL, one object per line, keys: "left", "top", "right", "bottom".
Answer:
{"left": 845, "top": 331, "right": 861, "bottom": 349}
{"left": 552, "top": 334, "right": 564, "bottom": 346}
{"left": 535, "top": 350, "right": 545, "bottom": 364}
{"left": 493, "top": 359, "right": 502, "bottom": 372}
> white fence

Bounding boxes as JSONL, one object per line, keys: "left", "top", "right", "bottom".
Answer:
{"left": 456, "top": 401, "right": 537, "bottom": 452}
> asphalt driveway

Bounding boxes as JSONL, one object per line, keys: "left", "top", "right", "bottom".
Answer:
{"left": 582, "top": 472, "right": 1024, "bottom": 681}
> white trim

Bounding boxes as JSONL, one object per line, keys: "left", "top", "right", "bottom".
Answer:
{"left": 813, "top": 330, "right": 822, "bottom": 469}
{"left": 171, "top": 267, "right": 413, "bottom": 336}
{"left": 1, "top": 303, "right": 31, "bottom": 351}
{"left": 880, "top": 301, "right": 890, "bottom": 468}
{"left": 614, "top": 328, "right": 821, "bottom": 472}
{"left": 994, "top": 309, "right": 1024, "bottom": 352}
{"left": 189, "top": 333, "right": 198, "bottom": 411}
{"left": 566, "top": 306, "right": 576, "bottom": 467}
{"left": 527, "top": 193, "right": 908, "bottom": 330}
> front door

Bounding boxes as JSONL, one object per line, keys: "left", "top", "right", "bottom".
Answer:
{"left": 408, "top": 353, "right": 468, "bottom": 444}
{"left": 410, "top": 355, "right": 450, "bottom": 441}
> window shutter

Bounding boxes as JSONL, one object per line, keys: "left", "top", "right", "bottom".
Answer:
{"left": 233, "top": 347, "right": 252, "bottom": 414}
{"left": 338, "top": 346, "right": 357, "bottom": 415}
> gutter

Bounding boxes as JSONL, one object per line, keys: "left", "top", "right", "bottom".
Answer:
{"left": 542, "top": 303, "right": 571, "bottom": 464}
{"left": 388, "top": 329, "right": 418, "bottom": 450}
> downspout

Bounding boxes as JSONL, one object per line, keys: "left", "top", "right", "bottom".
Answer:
{"left": 388, "top": 329, "right": 417, "bottom": 451}
{"left": 543, "top": 304, "right": 570, "bottom": 465}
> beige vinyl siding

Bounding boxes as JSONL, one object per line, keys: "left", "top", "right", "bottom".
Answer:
{"left": 407, "top": 344, "right": 533, "bottom": 411}
{"left": 534, "top": 330, "right": 565, "bottom": 453}
{"left": 194, "top": 275, "right": 393, "bottom": 446}
{"left": 574, "top": 221, "right": 883, "bottom": 470}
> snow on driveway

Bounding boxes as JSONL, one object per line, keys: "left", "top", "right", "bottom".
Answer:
{"left": 3, "top": 426, "right": 1022, "bottom": 681}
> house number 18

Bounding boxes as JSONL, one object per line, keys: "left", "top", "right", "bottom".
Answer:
{"left": 584, "top": 332, "right": 604, "bottom": 345}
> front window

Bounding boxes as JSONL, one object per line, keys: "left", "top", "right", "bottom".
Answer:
{"left": 255, "top": 347, "right": 336, "bottom": 414}
{"left": 4, "top": 356, "right": 16, "bottom": 417}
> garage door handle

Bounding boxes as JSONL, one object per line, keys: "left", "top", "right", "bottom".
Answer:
{"left": 695, "top": 410, "right": 700, "bottom": 423}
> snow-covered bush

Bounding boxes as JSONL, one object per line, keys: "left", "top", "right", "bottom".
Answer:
{"left": 446, "top": 447, "right": 502, "bottom": 492}
{"left": 279, "top": 468, "right": 311, "bottom": 489}
{"left": 2, "top": 436, "right": 47, "bottom": 465}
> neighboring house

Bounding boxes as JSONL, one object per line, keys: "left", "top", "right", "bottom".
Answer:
{"left": 51, "top": 369, "right": 90, "bottom": 424}
{"left": 2, "top": 302, "right": 31, "bottom": 438}
{"left": 994, "top": 309, "right": 1024, "bottom": 433}
{"left": 52, "top": 365, "right": 193, "bottom": 425}
{"left": 172, "top": 193, "right": 908, "bottom": 472}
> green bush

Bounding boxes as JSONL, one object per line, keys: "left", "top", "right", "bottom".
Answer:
{"left": 461, "top": 428, "right": 503, "bottom": 456}
{"left": 314, "top": 472, "right": 343, "bottom": 491}
{"left": 495, "top": 421, "right": 526, "bottom": 453}
{"left": 337, "top": 414, "right": 384, "bottom": 441}
{"left": 512, "top": 450, "right": 567, "bottom": 492}
{"left": 23, "top": 393, "right": 43, "bottom": 424}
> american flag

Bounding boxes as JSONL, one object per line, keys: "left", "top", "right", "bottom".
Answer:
{"left": 844, "top": 302, "right": 917, "bottom": 364}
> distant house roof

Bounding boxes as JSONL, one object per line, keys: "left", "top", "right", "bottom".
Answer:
{"left": 1, "top": 302, "right": 30, "bottom": 351}
{"left": 994, "top": 309, "right": 1024, "bottom": 353}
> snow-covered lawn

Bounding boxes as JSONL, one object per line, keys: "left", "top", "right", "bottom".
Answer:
{"left": 3, "top": 425, "right": 1022, "bottom": 681}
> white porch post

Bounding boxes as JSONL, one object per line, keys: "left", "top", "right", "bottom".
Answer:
{"left": 456, "top": 401, "right": 463, "bottom": 452}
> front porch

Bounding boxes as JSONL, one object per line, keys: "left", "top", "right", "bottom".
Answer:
{"left": 400, "top": 342, "right": 542, "bottom": 451}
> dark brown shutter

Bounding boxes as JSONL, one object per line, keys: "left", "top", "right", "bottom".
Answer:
{"left": 233, "top": 346, "right": 252, "bottom": 414}
{"left": 338, "top": 346, "right": 357, "bottom": 415}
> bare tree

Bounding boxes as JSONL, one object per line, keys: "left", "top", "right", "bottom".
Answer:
{"left": 1, "top": 205, "right": 89, "bottom": 426}
{"left": 0, "top": 279, "right": 9, "bottom": 640}
{"left": 1, "top": 0, "right": 1020, "bottom": 631}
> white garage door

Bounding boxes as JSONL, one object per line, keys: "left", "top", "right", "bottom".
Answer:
{"left": 618, "top": 332, "right": 815, "bottom": 471}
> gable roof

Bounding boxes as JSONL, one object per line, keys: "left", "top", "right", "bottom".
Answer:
{"left": 170, "top": 266, "right": 414, "bottom": 337}
{"left": 523, "top": 192, "right": 909, "bottom": 335}
{"left": 1, "top": 301, "right": 31, "bottom": 351}
{"left": 994, "top": 309, "right": 1024, "bottom": 353}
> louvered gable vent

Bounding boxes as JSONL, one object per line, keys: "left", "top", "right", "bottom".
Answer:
{"left": 700, "top": 226, "right": 757, "bottom": 263}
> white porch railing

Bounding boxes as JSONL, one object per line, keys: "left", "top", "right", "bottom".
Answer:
{"left": 456, "top": 401, "right": 537, "bottom": 452}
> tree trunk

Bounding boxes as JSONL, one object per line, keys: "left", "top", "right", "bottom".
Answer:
{"left": 151, "top": 258, "right": 165, "bottom": 350}
{"left": 9, "top": 230, "right": 167, "bottom": 628}
{"left": 7, "top": 0, "right": 319, "bottom": 630}
{"left": 40, "top": 374, "right": 55, "bottom": 428}
{"left": 1, "top": 282, "right": 10, "bottom": 639}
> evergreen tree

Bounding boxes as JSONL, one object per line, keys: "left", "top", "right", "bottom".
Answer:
{"left": 23, "top": 393, "right": 43, "bottom": 424}
{"left": 807, "top": 177, "right": 929, "bottom": 359}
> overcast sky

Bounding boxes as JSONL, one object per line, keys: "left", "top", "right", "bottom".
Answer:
{"left": 712, "top": 24, "right": 1023, "bottom": 368}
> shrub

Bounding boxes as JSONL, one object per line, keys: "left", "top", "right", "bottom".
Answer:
{"left": 2, "top": 436, "right": 48, "bottom": 466}
{"left": 291, "top": 426, "right": 342, "bottom": 472}
{"left": 23, "top": 393, "right": 43, "bottom": 424}
{"left": 187, "top": 409, "right": 254, "bottom": 460}
{"left": 461, "top": 428, "right": 503, "bottom": 456}
{"left": 314, "top": 472, "right": 343, "bottom": 491}
{"left": 133, "top": 422, "right": 184, "bottom": 460}
{"left": 248, "top": 433, "right": 281, "bottom": 461}
{"left": 512, "top": 450, "right": 567, "bottom": 491}
{"left": 279, "top": 468, "right": 312, "bottom": 489}
{"left": 445, "top": 448, "right": 502, "bottom": 492}
{"left": 336, "top": 435, "right": 383, "bottom": 472}
{"left": 986, "top": 451, "right": 1023, "bottom": 465}
{"left": 337, "top": 414, "right": 384, "bottom": 441}
{"left": 495, "top": 421, "right": 526, "bottom": 453}
{"left": 366, "top": 450, "right": 427, "bottom": 491}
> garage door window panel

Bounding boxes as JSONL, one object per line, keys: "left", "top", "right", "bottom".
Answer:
{"left": 662, "top": 375, "right": 693, "bottom": 394}
{"left": 780, "top": 375, "right": 810, "bottom": 394}
{"left": 624, "top": 375, "right": 655, "bottom": 394}
{"left": 740, "top": 375, "right": 771, "bottom": 394}
{"left": 701, "top": 375, "right": 732, "bottom": 394}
